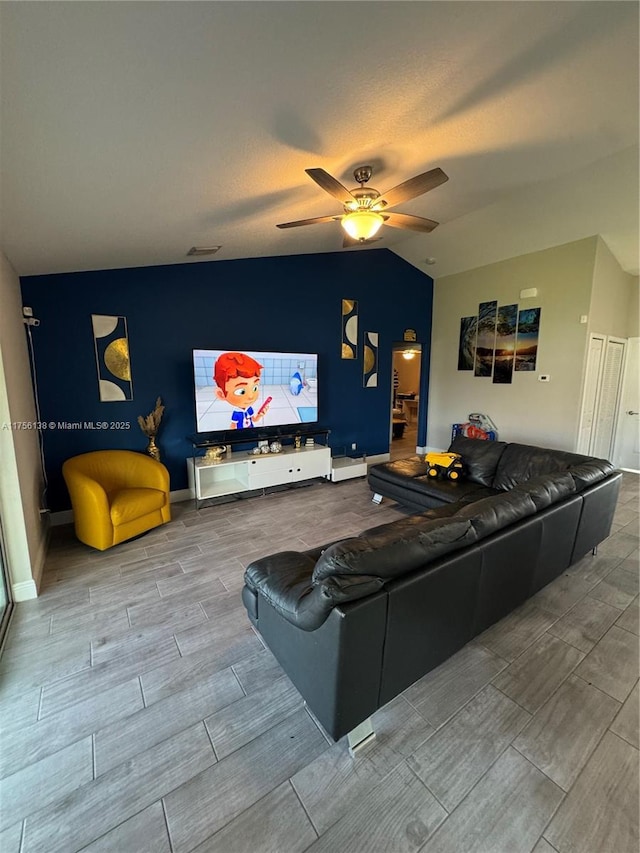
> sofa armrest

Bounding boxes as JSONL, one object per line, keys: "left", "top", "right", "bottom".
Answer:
{"left": 244, "top": 552, "right": 383, "bottom": 631}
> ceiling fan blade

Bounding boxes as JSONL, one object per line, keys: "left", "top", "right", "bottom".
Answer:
{"left": 306, "top": 168, "right": 354, "bottom": 204}
{"left": 383, "top": 212, "right": 440, "bottom": 233}
{"left": 377, "top": 168, "right": 448, "bottom": 209}
{"left": 276, "top": 214, "right": 341, "bottom": 229}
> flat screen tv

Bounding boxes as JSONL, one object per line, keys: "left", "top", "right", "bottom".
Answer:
{"left": 193, "top": 349, "right": 318, "bottom": 434}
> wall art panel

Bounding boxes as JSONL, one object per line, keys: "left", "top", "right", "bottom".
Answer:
{"left": 474, "top": 300, "right": 497, "bottom": 377}
{"left": 457, "top": 316, "right": 477, "bottom": 371}
{"left": 363, "top": 332, "right": 379, "bottom": 387}
{"left": 515, "top": 307, "right": 541, "bottom": 371}
{"left": 493, "top": 304, "right": 518, "bottom": 384}
{"left": 341, "top": 299, "right": 358, "bottom": 359}
{"left": 92, "top": 314, "right": 133, "bottom": 401}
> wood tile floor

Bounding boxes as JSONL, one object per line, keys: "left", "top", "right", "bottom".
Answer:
{"left": 0, "top": 472, "right": 638, "bottom": 852}
{"left": 390, "top": 423, "right": 419, "bottom": 461}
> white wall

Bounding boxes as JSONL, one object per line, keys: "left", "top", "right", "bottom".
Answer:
{"left": 395, "top": 145, "right": 639, "bottom": 280}
{"left": 590, "top": 237, "right": 639, "bottom": 338}
{"left": 427, "top": 237, "right": 598, "bottom": 452}
{"left": 0, "top": 250, "right": 47, "bottom": 599}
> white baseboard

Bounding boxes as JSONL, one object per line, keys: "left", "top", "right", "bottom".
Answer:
{"left": 12, "top": 579, "right": 38, "bottom": 602}
{"left": 365, "top": 453, "right": 390, "bottom": 466}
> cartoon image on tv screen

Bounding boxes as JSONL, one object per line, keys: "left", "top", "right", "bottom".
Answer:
{"left": 193, "top": 349, "right": 318, "bottom": 433}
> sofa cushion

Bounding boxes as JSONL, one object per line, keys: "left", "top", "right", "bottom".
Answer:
{"left": 492, "top": 444, "right": 571, "bottom": 490}
{"left": 409, "top": 476, "right": 491, "bottom": 505}
{"left": 108, "top": 488, "right": 166, "bottom": 526}
{"left": 312, "top": 516, "right": 477, "bottom": 583}
{"left": 492, "top": 443, "right": 615, "bottom": 491}
{"left": 510, "top": 471, "right": 576, "bottom": 510}
{"left": 557, "top": 456, "right": 616, "bottom": 491}
{"left": 453, "top": 489, "right": 538, "bottom": 539}
{"left": 368, "top": 457, "right": 429, "bottom": 486}
{"left": 449, "top": 436, "right": 508, "bottom": 486}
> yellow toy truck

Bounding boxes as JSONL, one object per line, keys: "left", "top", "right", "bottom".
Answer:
{"left": 424, "top": 451, "right": 464, "bottom": 481}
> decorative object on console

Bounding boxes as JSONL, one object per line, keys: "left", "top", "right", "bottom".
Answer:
{"left": 137, "top": 396, "right": 165, "bottom": 461}
{"left": 91, "top": 314, "right": 133, "bottom": 401}
{"left": 204, "top": 445, "right": 227, "bottom": 463}
{"left": 363, "top": 331, "right": 379, "bottom": 388}
{"left": 294, "top": 434, "right": 302, "bottom": 449}
{"left": 341, "top": 299, "right": 358, "bottom": 359}
{"left": 269, "top": 441, "right": 283, "bottom": 454}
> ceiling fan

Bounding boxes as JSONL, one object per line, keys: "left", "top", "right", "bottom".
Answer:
{"left": 276, "top": 165, "right": 448, "bottom": 246}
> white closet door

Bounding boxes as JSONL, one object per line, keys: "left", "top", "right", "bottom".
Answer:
{"left": 613, "top": 337, "right": 640, "bottom": 470}
{"left": 577, "top": 334, "right": 605, "bottom": 455}
{"left": 591, "top": 336, "right": 626, "bottom": 459}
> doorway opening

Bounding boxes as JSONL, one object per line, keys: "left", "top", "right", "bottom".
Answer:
{"left": 390, "top": 344, "right": 421, "bottom": 461}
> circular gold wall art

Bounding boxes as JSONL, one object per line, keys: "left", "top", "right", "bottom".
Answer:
{"left": 104, "top": 338, "right": 131, "bottom": 381}
{"left": 363, "top": 345, "right": 375, "bottom": 374}
{"left": 342, "top": 299, "right": 355, "bottom": 315}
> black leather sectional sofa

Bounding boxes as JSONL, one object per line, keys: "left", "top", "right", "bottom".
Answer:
{"left": 242, "top": 436, "right": 621, "bottom": 742}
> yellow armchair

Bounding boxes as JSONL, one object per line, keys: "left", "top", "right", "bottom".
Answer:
{"left": 62, "top": 450, "right": 171, "bottom": 551}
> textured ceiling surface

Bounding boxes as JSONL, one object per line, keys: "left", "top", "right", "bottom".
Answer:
{"left": 1, "top": 1, "right": 638, "bottom": 277}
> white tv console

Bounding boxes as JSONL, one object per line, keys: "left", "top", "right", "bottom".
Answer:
{"left": 187, "top": 432, "right": 331, "bottom": 507}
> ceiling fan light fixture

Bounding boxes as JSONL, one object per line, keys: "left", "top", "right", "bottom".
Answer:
{"left": 341, "top": 210, "right": 384, "bottom": 241}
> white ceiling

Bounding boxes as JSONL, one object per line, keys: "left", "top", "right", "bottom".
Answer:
{"left": 1, "top": 1, "right": 638, "bottom": 278}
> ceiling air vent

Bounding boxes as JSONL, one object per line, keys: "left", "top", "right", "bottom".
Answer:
{"left": 186, "top": 246, "right": 221, "bottom": 257}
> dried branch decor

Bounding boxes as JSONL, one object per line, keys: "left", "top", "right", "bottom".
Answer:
{"left": 138, "top": 397, "right": 165, "bottom": 461}
{"left": 137, "top": 397, "right": 165, "bottom": 437}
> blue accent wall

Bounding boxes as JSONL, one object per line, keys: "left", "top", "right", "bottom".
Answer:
{"left": 20, "top": 249, "right": 433, "bottom": 511}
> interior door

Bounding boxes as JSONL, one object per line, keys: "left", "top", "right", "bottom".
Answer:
{"left": 613, "top": 336, "right": 640, "bottom": 471}
{"left": 591, "top": 336, "right": 626, "bottom": 460}
{"left": 577, "top": 334, "right": 605, "bottom": 455}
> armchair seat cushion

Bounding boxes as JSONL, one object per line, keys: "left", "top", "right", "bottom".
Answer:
{"left": 109, "top": 487, "right": 167, "bottom": 526}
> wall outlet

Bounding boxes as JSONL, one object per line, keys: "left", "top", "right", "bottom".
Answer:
{"left": 538, "top": 374, "right": 551, "bottom": 382}
{"left": 351, "top": 442, "right": 357, "bottom": 450}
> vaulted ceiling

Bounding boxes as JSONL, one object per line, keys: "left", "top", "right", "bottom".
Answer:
{"left": 1, "top": 1, "right": 638, "bottom": 278}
